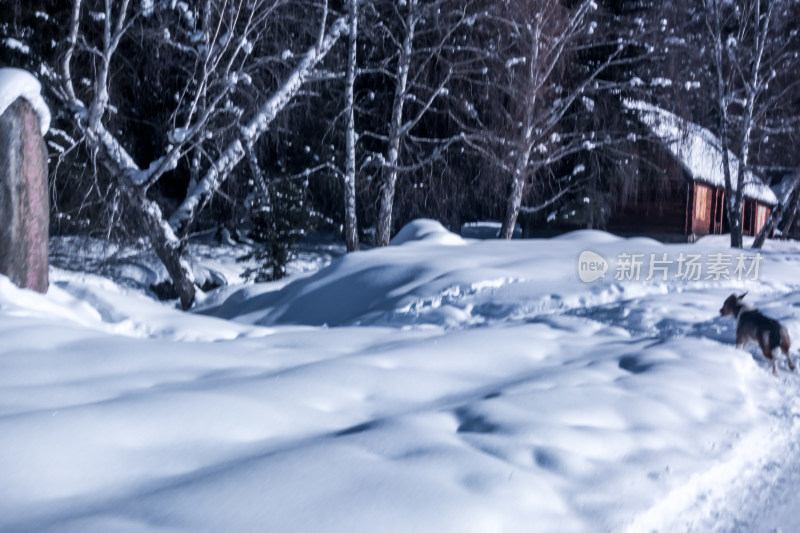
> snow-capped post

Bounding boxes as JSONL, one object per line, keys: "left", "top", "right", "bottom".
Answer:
{"left": 0, "top": 68, "right": 50, "bottom": 293}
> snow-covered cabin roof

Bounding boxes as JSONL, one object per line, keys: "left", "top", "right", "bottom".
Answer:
{"left": 0, "top": 68, "right": 50, "bottom": 135}
{"left": 625, "top": 100, "right": 777, "bottom": 205}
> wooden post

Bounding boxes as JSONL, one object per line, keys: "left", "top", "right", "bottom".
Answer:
{"left": 0, "top": 97, "right": 49, "bottom": 293}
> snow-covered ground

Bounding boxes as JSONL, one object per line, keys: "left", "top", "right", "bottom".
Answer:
{"left": 3, "top": 220, "right": 800, "bottom": 532}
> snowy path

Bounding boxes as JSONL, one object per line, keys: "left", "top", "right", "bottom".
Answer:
{"left": 550, "top": 277, "right": 800, "bottom": 531}
{"left": 567, "top": 290, "right": 800, "bottom": 533}
{"left": 555, "top": 280, "right": 800, "bottom": 533}
{"left": 663, "top": 365, "right": 800, "bottom": 533}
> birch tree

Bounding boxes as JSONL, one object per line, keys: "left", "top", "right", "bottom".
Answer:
{"left": 371, "top": 0, "right": 416, "bottom": 247}
{"left": 702, "top": 0, "right": 800, "bottom": 248}
{"left": 55, "top": 0, "right": 198, "bottom": 308}
{"left": 54, "top": 0, "right": 350, "bottom": 309}
{"left": 445, "top": 0, "right": 625, "bottom": 240}
{"left": 361, "top": 0, "right": 478, "bottom": 246}
{"left": 343, "top": 0, "right": 359, "bottom": 252}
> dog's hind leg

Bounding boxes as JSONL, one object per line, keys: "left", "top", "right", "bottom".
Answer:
{"left": 781, "top": 328, "right": 794, "bottom": 371}
{"left": 768, "top": 347, "right": 786, "bottom": 375}
{"left": 760, "top": 337, "right": 779, "bottom": 375}
{"left": 785, "top": 351, "right": 795, "bottom": 372}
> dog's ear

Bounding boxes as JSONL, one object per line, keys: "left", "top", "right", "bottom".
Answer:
{"left": 738, "top": 291, "right": 748, "bottom": 301}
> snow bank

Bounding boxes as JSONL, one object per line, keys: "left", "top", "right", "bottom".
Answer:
{"left": 206, "top": 222, "right": 794, "bottom": 329}
{"left": 2, "top": 223, "right": 800, "bottom": 532}
{"left": 0, "top": 67, "right": 50, "bottom": 134}
{"left": 390, "top": 219, "right": 466, "bottom": 246}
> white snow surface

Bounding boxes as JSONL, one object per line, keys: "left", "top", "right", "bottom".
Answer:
{"left": 0, "top": 67, "right": 50, "bottom": 134}
{"left": 4, "top": 219, "right": 800, "bottom": 532}
{"left": 625, "top": 100, "right": 777, "bottom": 205}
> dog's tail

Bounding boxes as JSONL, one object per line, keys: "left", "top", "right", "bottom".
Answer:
{"left": 780, "top": 327, "right": 791, "bottom": 354}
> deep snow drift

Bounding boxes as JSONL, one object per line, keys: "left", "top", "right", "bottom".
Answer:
{"left": 2, "top": 220, "right": 800, "bottom": 532}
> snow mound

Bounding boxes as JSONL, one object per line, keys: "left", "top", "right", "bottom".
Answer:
{"left": 552, "top": 229, "right": 623, "bottom": 243}
{"left": 206, "top": 222, "right": 797, "bottom": 329}
{"left": 0, "top": 67, "right": 50, "bottom": 134}
{"left": 0, "top": 270, "right": 271, "bottom": 342}
{"left": 390, "top": 219, "right": 465, "bottom": 246}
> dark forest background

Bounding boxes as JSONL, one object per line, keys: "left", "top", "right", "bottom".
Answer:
{"left": 1, "top": 0, "right": 799, "bottom": 306}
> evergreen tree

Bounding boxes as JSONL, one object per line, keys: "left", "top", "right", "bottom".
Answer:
{"left": 239, "top": 177, "right": 313, "bottom": 282}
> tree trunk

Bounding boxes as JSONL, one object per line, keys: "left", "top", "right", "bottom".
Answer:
{"left": 498, "top": 152, "right": 530, "bottom": 240}
{"left": 498, "top": 15, "right": 542, "bottom": 242}
{"left": 717, "top": 108, "right": 744, "bottom": 248}
{"left": 752, "top": 204, "right": 779, "bottom": 250}
{"left": 499, "top": 68, "right": 536, "bottom": 242}
{"left": 741, "top": 2, "right": 773, "bottom": 249}
{"left": 374, "top": 0, "right": 416, "bottom": 247}
{"left": 130, "top": 192, "right": 197, "bottom": 310}
{"left": 93, "top": 125, "right": 198, "bottom": 309}
{"left": 707, "top": 0, "right": 743, "bottom": 249}
{"left": 753, "top": 172, "right": 800, "bottom": 249}
{"left": 779, "top": 181, "right": 800, "bottom": 237}
{"left": 727, "top": 166, "right": 744, "bottom": 249}
{"left": 718, "top": 97, "right": 744, "bottom": 249}
{"left": 343, "top": 0, "right": 359, "bottom": 252}
{"left": 375, "top": 161, "right": 398, "bottom": 246}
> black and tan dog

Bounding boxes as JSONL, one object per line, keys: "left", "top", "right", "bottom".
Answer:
{"left": 720, "top": 292, "right": 794, "bottom": 374}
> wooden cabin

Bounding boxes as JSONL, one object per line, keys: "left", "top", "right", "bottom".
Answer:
{"left": 607, "top": 102, "right": 778, "bottom": 242}
{"left": 687, "top": 181, "right": 773, "bottom": 239}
